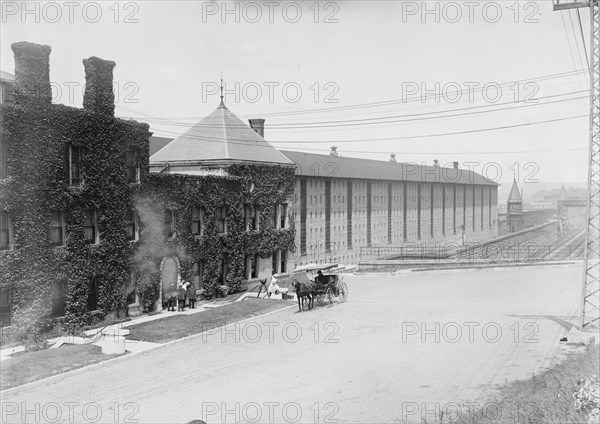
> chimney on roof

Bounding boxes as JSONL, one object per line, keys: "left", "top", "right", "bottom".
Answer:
{"left": 453, "top": 161, "right": 459, "bottom": 169}
{"left": 389, "top": 153, "right": 397, "bottom": 163}
{"left": 330, "top": 146, "right": 338, "bottom": 157}
{"left": 83, "top": 56, "right": 116, "bottom": 116}
{"left": 249, "top": 118, "right": 265, "bottom": 138}
{"left": 434, "top": 159, "right": 439, "bottom": 167}
{"left": 11, "top": 41, "right": 52, "bottom": 105}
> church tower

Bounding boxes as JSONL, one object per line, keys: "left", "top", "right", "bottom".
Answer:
{"left": 507, "top": 180, "right": 524, "bottom": 233}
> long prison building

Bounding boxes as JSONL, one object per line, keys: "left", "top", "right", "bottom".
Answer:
{"left": 281, "top": 150, "right": 499, "bottom": 265}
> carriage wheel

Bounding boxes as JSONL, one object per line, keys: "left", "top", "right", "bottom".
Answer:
{"left": 315, "top": 293, "right": 327, "bottom": 305}
{"left": 338, "top": 282, "right": 348, "bottom": 302}
{"left": 325, "top": 287, "right": 335, "bottom": 305}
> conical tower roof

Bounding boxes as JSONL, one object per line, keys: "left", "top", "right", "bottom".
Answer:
{"left": 150, "top": 102, "right": 293, "bottom": 166}
{"left": 559, "top": 185, "right": 568, "bottom": 201}
{"left": 507, "top": 180, "right": 522, "bottom": 203}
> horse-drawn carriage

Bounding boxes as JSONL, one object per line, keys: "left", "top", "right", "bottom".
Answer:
{"left": 291, "top": 263, "right": 349, "bottom": 311}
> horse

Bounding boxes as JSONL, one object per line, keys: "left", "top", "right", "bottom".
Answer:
{"left": 292, "top": 279, "right": 315, "bottom": 312}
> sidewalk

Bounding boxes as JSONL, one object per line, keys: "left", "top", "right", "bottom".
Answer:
{"left": 0, "top": 290, "right": 287, "bottom": 362}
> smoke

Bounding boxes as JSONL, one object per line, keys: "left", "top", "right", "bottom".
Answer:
{"left": 134, "top": 199, "right": 172, "bottom": 274}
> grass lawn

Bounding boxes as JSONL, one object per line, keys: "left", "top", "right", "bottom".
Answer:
{"left": 0, "top": 344, "right": 125, "bottom": 390}
{"left": 450, "top": 344, "right": 600, "bottom": 424}
{"left": 127, "top": 298, "right": 291, "bottom": 343}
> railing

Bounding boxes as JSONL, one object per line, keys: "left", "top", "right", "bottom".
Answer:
{"left": 359, "top": 244, "right": 458, "bottom": 260}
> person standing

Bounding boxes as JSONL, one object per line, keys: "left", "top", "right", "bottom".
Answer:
{"left": 177, "top": 284, "right": 186, "bottom": 311}
{"left": 167, "top": 284, "right": 177, "bottom": 312}
{"left": 186, "top": 283, "right": 197, "bottom": 309}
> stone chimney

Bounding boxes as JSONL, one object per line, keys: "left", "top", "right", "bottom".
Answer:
{"left": 248, "top": 118, "right": 265, "bottom": 138}
{"left": 389, "top": 153, "right": 397, "bottom": 163}
{"left": 11, "top": 41, "right": 52, "bottom": 105}
{"left": 83, "top": 56, "right": 116, "bottom": 116}
{"left": 330, "top": 146, "right": 339, "bottom": 157}
{"left": 434, "top": 159, "right": 439, "bottom": 167}
{"left": 453, "top": 161, "right": 459, "bottom": 169}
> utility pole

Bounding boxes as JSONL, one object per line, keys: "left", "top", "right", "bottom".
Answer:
{"left": 553, "top": 0, "right": 600, "bottom": 329}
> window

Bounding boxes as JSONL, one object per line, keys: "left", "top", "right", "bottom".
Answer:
{"left": 0, "top": 212, "right": 11, "bottom": 250}
{"left": 192, "top": 207, "right": 204, "bottom": 236}
{"left": 86, "top": 277, "right": 98, "bottom": 311}
{"left": 279, "top": 204, "right": 287, "bottom": 229}
{"left": 126, "top": 150, "right": 140, "bottom": 183}
{"left": 50, "top": 280, "right": 66, "bottom": 317}
{"left": 126, "top": 272, "right": 137, "bottom": 305}
{"left": 0, "top": 288, "right": 11, "bottom": 326}
{"left": 246, "top": 205, "right": 259, "bottom": 232}
{"left": 50, "top": 211, "right": 65, "bottom": 246}
{"left": 247, "top": 255, "right": 258, "bottom": 279}
{"left": 1, "top": 81, "right": 14, "bottom": 104}
{"left": 193, "top": 261, "right": 204, "bottom": 289}
{"left": 272, "top": 204, "right": 279, "bottom": 228}
{"left": 125, "top": 209, "right": 138, "bottom": 241}
{"left": 218, "top": 257, "right": 227, "bottom": 284}
{"left": 280, "top": 250, "right": 287, "bottom": 274}
{"left": 69, "top": 145, "right": 83, "bottom": 186}
{"left": 0, "top": 136, "right": 7, "bottom": 179}
{"left": 164, "top": 208, "right": 175, "bottom": 238}
{"left": 272, "top": 252, "right": 278, "bottom": 274}
{"left": 83, "top": 209, "right": 98, "bottom": 244}
{"left": 216, "top": 206, "right": 227, "bottom": 234}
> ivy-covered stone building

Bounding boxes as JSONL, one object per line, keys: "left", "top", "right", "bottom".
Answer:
{"left": 0, "top": 42, "right": 152, "bottom": 331}
{"left": 0, "top": 41, "right": 296, "bottom": 334}
{"left": 147, "top": 98, "right": 297, "bottom": 307}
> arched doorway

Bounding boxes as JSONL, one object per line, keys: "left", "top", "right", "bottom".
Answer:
{"left": 160, "top": 257, "right": 179, "bottom": 309}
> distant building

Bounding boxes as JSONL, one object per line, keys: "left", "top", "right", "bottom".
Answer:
{"left": 499, "top": 180, "right": 557, "bottom": 235}
{"left": 507, "top": 180, "right": 524, "bottom": 233}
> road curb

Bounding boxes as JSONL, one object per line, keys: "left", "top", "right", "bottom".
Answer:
{"left": 0, "top": 303, "right": 295, "bottom": 395}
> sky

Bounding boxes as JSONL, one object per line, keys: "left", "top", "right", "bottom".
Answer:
{"left": 0, "top": 0, "right": 593, "bottom": 193}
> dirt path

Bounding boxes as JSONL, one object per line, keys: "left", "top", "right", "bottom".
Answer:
{"left": 0, "top": 264, "right": 581, "bottom": 424}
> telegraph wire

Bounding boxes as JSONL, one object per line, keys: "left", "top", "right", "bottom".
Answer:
{"left": 116, "top": 69, "right": 588, "bottom": 121}
{"left": 132, "top": 90, "right": 588, "bottom": 131}
{"left": 576, "top": 8, "right": 590, "bottom": 71}
{"left": 149, "top": 114, "right": 587, "bottom": 145}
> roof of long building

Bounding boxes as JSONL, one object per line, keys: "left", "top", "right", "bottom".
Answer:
{"left": 279, "top": 150, "right": 499, "bottom": 185}
{"left": 150, "top": 102, "right": 293, "bottom": 166}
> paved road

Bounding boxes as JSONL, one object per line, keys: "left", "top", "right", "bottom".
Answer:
{"left": 1, "top": 264, "right": 582, "bottom": 424}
